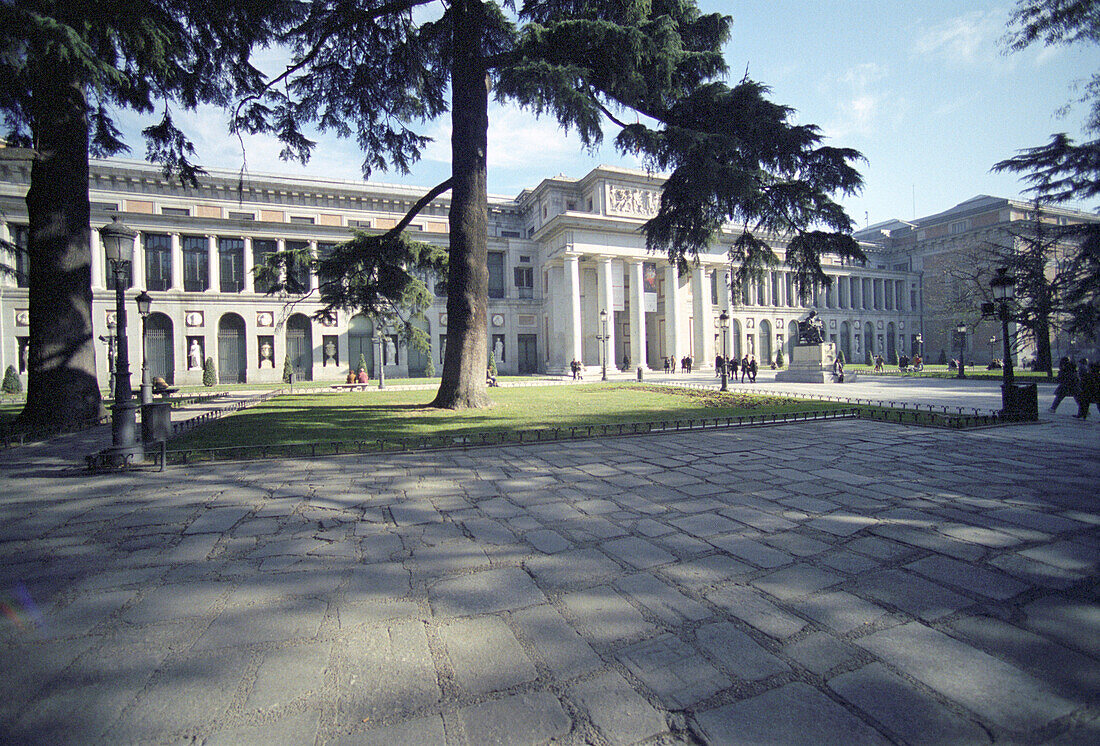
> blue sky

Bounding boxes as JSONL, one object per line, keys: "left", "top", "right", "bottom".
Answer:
{"left": 118, "top": 1, "right": 1098, "bottom": 225}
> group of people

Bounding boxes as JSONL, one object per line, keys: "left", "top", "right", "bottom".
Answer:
{"left": 661, "top": 355, "right": 696, "bottom": 373}
{"left": 711, "top": 354, "right": 758, "bottom": 383}
{"left": 569, "top": 359, "right": 584, "bottom": 380}
{"left": 898, "top": 354, "right": 923, "bottom": 372}
{"left": 1052, "top": 356, "right": 1100, "bottom": 419}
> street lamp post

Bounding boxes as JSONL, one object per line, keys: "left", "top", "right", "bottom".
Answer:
{"left": 598, "top": 309, "right": 609, "bottom": 381}
{"left": 991, "top": 267, "right": 1015, "bottom": 387}
{"left": 136, "top": 290, "right": 152, "bottom": 405}
{"left": 955, "top": 323, "right": 967, "bottom": 379}
{"left": 716, "top": 310, "right": 729, "bottom": 391}
{"left": 98, "top": 217, "right": 141, "bottom": 466}
{"left": 375, "top": 331, "right": 386, "bottom": 389}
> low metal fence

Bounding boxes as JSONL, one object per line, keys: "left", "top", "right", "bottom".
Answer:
{"left": 157, "top": 407, "right": 863, "bottom": 467}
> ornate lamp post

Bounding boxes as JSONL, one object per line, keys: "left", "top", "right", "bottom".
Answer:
{"left": 955, "top": 322, "right": 967, "bottom": 379}
{"left": 99, "top": 217, "right": 141, "bottom": 465}
{"left": 598, "top": 308, "right": 609, "bottom": 381}
{"left": 991, "top": 267, "right": 1016, "bottom": 388}
{"left": 716, "top": 310, "right": 729, "bottom": 391}
{"left": 136, "top": 290, "right": 152, "bottom": 405}
{"left": 375, "top": 329, "right": 385, "bottom": 389}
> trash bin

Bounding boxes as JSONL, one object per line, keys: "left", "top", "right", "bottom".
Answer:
{"left": 142, "top": 401, "right": 172, "bottom": 444}
{"left": 1002, "top": 382, "right": 1038, "bottom": 421}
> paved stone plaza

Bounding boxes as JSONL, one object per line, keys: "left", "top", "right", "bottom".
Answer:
{"left": 1, "top": 385, "right": 1098, "bottom": 744}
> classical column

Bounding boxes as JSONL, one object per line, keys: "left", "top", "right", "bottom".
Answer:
{"left": 131, "top": 233, "right": 145, "bottom": 290}
{"left": 664, "top": 263, "right": 682, "bottom": 364}
{"left": 170, "top": 233, "right": 183, "bottom": 290}
{"left": 628, "top": 259, "right": 648, "bottom": 370}
{"left": 90, "top": 228, "right": 105, "bottom": 290}
{"left": 309, "top": 239, "right": 320, "bottom": 292}
{"left": 691, "top": 265, "right": 710, "bottom": 369}
{"left": 243, "top": 236, "right": 255, "bottom": 293}
{"left": 207, "top": 235, "right": 220, "bottom": 293}
{"left": 597, "top": 256, "right": 615, "bottom": 371}
{"left": 564, "top": 254, "right": 583, "bottom": 365}
{"left": 276, "top": 238, "right": 287, "bottom": 287}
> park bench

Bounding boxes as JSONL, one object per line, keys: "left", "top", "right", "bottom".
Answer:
{"left": 330, "top": 383, "right": 372, "bottom": 391}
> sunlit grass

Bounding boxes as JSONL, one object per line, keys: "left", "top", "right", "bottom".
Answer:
{"left": 171, "top": 382, "right": 848, "bottom": 451}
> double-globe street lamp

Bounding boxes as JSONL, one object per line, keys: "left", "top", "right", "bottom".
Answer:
{"left": 715, "top": 309, "right": 729, "bottom": 391}
{"left": 597, "top": 309, "right": 609, "bottom": 381}
{"left": 955, "top": 322, "right": 967, "bottom": 379}
{"left": 99, "top": 216, "right": 142, "bottom": 465}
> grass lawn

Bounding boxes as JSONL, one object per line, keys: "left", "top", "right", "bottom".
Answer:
{"left": 171, "top": 383, "right": 849, "bottom": 451}
{"left": 0, "top": 401, "right": 22, "bottom": 426}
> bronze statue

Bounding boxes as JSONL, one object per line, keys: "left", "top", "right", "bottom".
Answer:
{"left": 797, "top": 310, "right": 826, "bottom": 345}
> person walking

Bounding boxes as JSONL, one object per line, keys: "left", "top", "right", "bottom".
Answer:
{"left": 748, "top": 355, "right": 758, "bottom": 382}
{"left": 1051, "top": 357, "right": 1079, "bottom": 413}
{"left": 729, "top": 355, "right": 739, "bottom": 381}
{"left": 715, "top": 353, "right": 724, "bottom": 377}
{"left": 663, "top": 356, "right": 671, "bottom": 374}
{"left": 740, "top": 354, "right": 750, "bottom": 383}
{"left": 1074, "top": 360, "right": 1099, "bottom": 419}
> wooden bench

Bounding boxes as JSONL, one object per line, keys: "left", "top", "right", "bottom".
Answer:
{"left": 330, "top": 383, "right": 372, "bottom": 391}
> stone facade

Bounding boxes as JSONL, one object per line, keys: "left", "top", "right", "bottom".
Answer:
{"left": 2, "top": 154, "right": 928, "bottom": 386}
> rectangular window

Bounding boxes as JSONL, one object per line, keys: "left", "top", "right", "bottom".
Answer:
{"left": 710, "top": 271, "right": 719, "bottom": 305}
{"left": 9, "top": 224, "right": 29, "bottom": 288}
{"left": 514, "top": 266, "right": 533, "bottom": 298}
{"left": 228, "top": 211, "right": 255, "bottom": 221}
{"left": 290, "top": 216, "right": 315, "bottom": 225}
{"left": 182, "top": 236, "right": 208, "bottom": 292}
{"left": 219, "top": 237, "right": 245, "bottom": 293}
{"left": 144, "top": 233, "right": 172, "bottom": 291}
{"left": 252, "top": 239, "right": 277, "bottom": 293}
{"left": 286, "top": 240, "right": 311, "bottom": 293}
{"left": 488, "top": 251, "right": 505, "bottom": 298}
{"left": 161, "top": 206, "right": 190, "bottom": 217}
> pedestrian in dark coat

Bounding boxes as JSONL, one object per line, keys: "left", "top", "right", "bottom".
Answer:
{"left": 749, "top": 355, "right": 758, "bottom": 382}
{"left": 1075, "top": 361, "right": 1100, "bottom": 419}
{"left": 729, "top": 356, "right": 739, "bottom": 379}
{"left": 740, "top": 355, "right": 750, "bottom": 383}
{"left": 1051, "top": 357, "right": 1079, "bottom": 413}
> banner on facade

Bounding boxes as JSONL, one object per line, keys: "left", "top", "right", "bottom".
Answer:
{"left": 643, "top": 262, "right": 658, "bottom": 313}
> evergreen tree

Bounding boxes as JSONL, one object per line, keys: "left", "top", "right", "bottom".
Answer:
{"left": 2, "top": 365, "right": 22, "bottom": 394}
{"left": 202, "top": 357, "right": 217, "bottom": 387}
{"left": 0, "top": 1, "right": 271, "bottom": 431}
{"left": 246, "top": 0, "right": 865, "bottom": 409}
{"left": 488, "top": 350, "right": 498, "bottom": 377}
{"left": 775, "top": 348, "right": 785, "bottom": 368}
{"left": 836, "top": 348, "right": 845, "bottom": 365}
{"left": 357, "top": 353, "right": 368, "bottom": 374}
{"left": 282, "top": 355, "right": 294, "bottom": 384}
{"left": 993, "top": 0, "right": 1100, "bottom": 341}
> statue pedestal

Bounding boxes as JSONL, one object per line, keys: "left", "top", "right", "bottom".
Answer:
{"left": 775, "top": 343, "right": 851, "bottom": 383}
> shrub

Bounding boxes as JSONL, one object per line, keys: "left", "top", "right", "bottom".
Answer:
{"left": 891, "top": 349, "right": 899, "bottom": 366}
{"left": 202, "top": 357, "right": 217, "bottom": 387}
{"left": 775, "top": 348, "right": 785, "bottom": 368}
{"left": 2, "top": 365, "right": 21, "bottom": 394}
{"left": 937, "top": 348, "right": 948, "bottom": 365}
{"left": 865, "top": 349, "right": 873, "bottom": 366}
{"left": 488, "top": 350, "right": 497, "bottom": 377}
{"left": 425, "top": 355, "right": 435, "bottom": 378}
{"left": 836, "top": 349, "right": 846, "bottom": 365}
{"left": 282, "top": 355, "right": 294, "bottom": 383}
{"left": 357, "top": 352, "right": 367, "bottom": 373}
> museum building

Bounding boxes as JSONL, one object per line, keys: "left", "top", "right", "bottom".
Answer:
{"left": 1, "top": 152, "right": 929, "bottom": 386}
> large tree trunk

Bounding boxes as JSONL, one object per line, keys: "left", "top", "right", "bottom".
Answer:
{"left": 18, "top": 69, "right": 104, "bottom": 432}
{"left": 432, "top": 0, "right": 490, "bottom": 409}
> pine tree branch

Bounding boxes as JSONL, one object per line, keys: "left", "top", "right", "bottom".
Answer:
{"left": 388, "top": 177, "right": 454, "bottom": 238}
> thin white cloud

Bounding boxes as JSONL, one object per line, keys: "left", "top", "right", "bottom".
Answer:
{"left": 817, "top": 63, "right": 889, "bottom": 141}
{"left": 914, "top": 9, "right": 1005, "bottom": 65}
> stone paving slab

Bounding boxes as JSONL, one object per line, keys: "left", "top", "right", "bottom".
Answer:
{"left": 1, "top": 405, "right": 1097, "bottom": 744}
